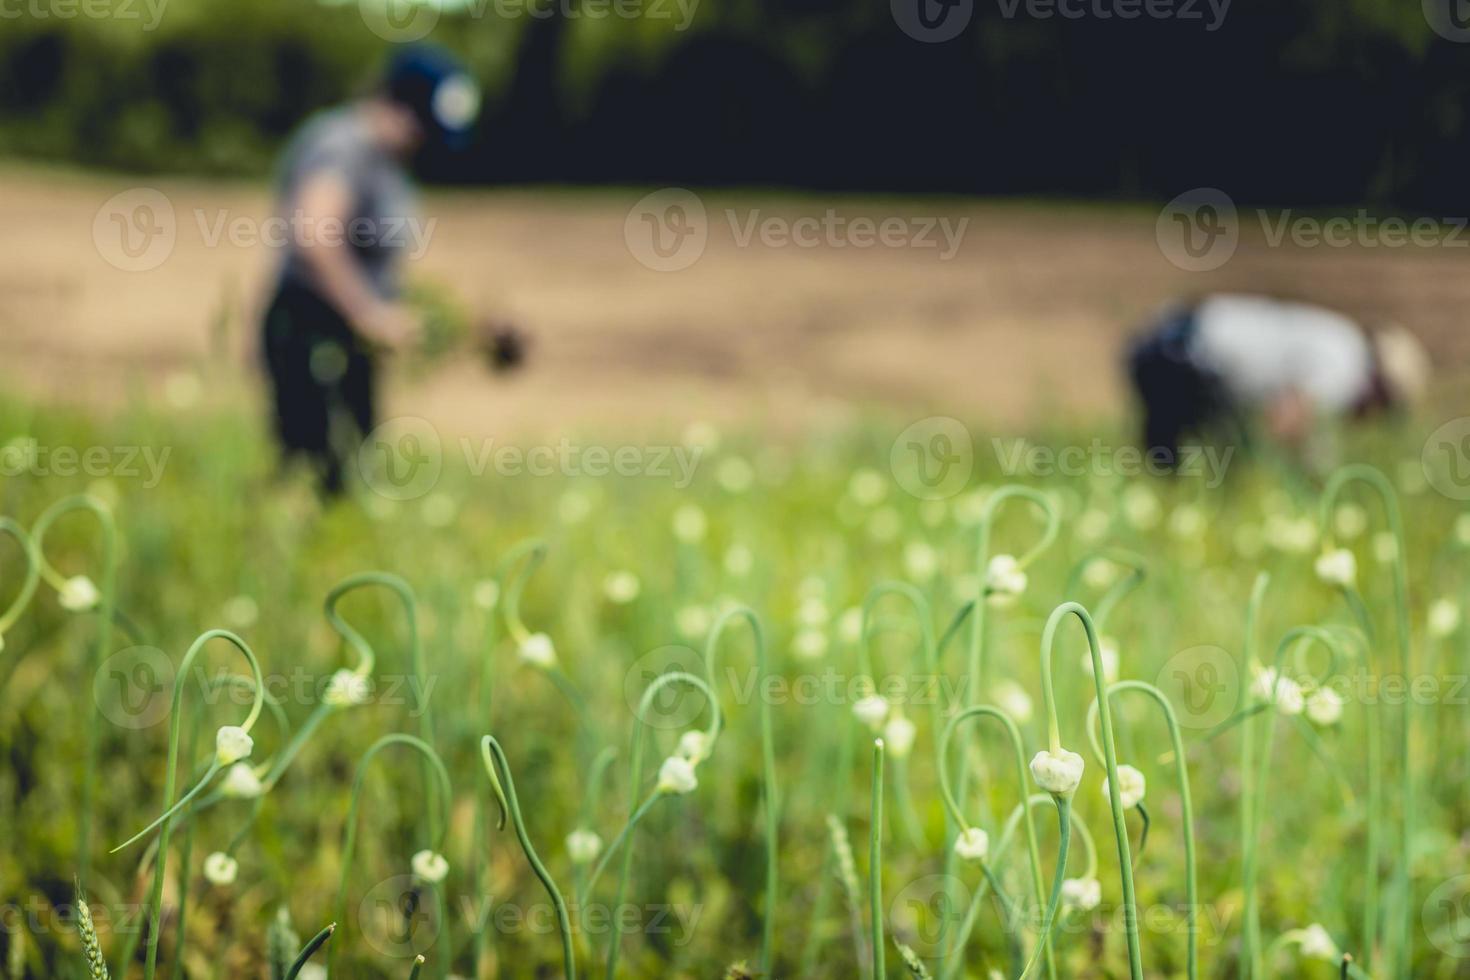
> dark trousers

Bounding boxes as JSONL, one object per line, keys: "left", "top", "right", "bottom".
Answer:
{"left": 1127, "top": 308, "right": 1238, "bottom": 467}
{"left": 261, "top": 283, "right": 377, "bottom": 495}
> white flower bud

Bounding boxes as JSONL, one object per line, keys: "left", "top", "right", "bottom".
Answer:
{"left": 984, "top": 554, "right": 1027, "bottom": 608}
{"left": 220, "top": 762, "right": 264, "bottom": 799}
{"left": 852, "top": 694, "right": 890, "bottom": 731}
{"left": 882, "top": 714, "right": 917, "bottom": 759}
{"left": 903, "top": 542, "right": 939, "bottom": 582}
{"left": 59, "top": 575, "right": 100, "bottom": 612}
{"left": 992, "top": 680, "right": 1033, "bottom": 724}
{"left": 411, "top": 849, "right": 449, "bottom": 884}
{"left": 797, "top": 596, "right": 830, "bottom": 629}
{"left": 953, "top": 827, "right": 990, "bottom": 863}
{"left": 518, "top": 632, "right": 557, "bottom": 669}
{"left": 1122, "top": 485, "right": 1160, "bottom": 530}
{"left": 566, "top": 829, "right": 603, "bottom": 865}
{"left": 1372, "top": 532, "right": 1397, "bottom": 564}
{"left": 1252, "top": 668, "right": 1304, "bottom": 716}
{"left": 324, "top": 669, "right": 370, "bottom": 707}
{"left": 471, "top": 579, "right": 500, "bottom": 611}
{"left": 792, "top": 628, "right": 829, "bottom": 660}
{"left": 603, "top": 571, "right": 641, "bottom": 605}
{"left": 215, "top": 726, "right": 254, "bottom": 767}
{"left": 1315, "top": 548, "right": 1357, "bottom": 588}
{"left": 1429, "top": 598, "right": 1461, "bottom": 639}
{"left": 1060, "top": 877, "right": 1101, "bottom": 911}
{"left": 1103, "top": 764, "right": 1146, "bottom": 809}
{"left": 203, "top": 851, "right": 238, "bottom": 886}
{"left": 656, "top": 755, "right": 698, "bottom": 795}
{"left": 1082, "top": 638, "right": 1120, "bottom": 684}
{"left": 672, "top": 505, "right": 708, "bottom": 544}
{"left": 1298, "top": 923, "right": 1337, "bottom": 961}
{"left": 676, "top": 730, "right": 712, "bottom": 764}
{"left": 1305, "top": 686, "right": 1344, "bottom": 726}
{"left": 1030, "top": 748, "right": 1085, "bottom": 796}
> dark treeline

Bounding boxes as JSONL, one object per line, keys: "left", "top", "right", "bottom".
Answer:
{"left": 4, "top": 0, "right": 1470, "bottom": 212}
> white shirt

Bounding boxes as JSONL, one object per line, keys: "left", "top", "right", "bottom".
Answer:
{"left": 1188, "top": 294, "right": 1373, "bottom": 412}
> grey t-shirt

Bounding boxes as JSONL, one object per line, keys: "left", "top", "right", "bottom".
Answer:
{"left": 273, "top": 107, "right": 418, "bottom": 301}
{"left": 1188, "top": 294, "right": 1373, "bottom": 413}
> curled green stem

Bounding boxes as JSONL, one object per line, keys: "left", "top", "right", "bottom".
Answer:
{"left": 119, "top": 630, "right": 264, "bottom": 980}
{"left": 700, "top": 605, "right": 779, "bottom": 972}
{"left": 937, "top": 706, "right": 1051, "bottom": 977}
{"left": 330, "top": 734, "right": 453, "bottom": 977}
{"left": 1038, "top": 601, "right": 1142, "bottom": 980}
{"left": 480, "top": 735, "right": 576, "bottom": 980}
{"left": 1085, "top": 681, "right": 1198, "bottom": 979}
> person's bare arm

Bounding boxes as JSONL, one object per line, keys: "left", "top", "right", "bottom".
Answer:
{"left": 1264, "top": 388, "right": 1312, "bottom": 446}
{"left": 293, "top": 172, "right": 417, "bottom": 350}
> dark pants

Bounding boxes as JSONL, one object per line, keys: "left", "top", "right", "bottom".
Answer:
{"left": 261, "top": 282, "right": 377, "bottom": 495}
{"left": 1127, "top": 308, "right": 1238, "bottom": 467}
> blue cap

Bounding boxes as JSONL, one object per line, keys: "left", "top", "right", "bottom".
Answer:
{"left": 384, "top": 45, "right": 480, "bottom": 149}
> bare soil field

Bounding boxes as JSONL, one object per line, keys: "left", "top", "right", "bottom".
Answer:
{"left": 2, "top": 165, "right": 1466, "bottom": 439}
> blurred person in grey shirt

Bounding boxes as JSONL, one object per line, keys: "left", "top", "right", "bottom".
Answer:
{"left": 261, "top": 45, "right": 480, "bottom": 494}
{"left": 1127, "top": 293, "right": 1429, "bottom": 471}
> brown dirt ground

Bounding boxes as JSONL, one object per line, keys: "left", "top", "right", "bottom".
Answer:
{"left": 3, "top": 165, "right": 1466, "bottom": 440}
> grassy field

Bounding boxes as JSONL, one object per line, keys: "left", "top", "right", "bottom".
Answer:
{"left": 3, "top": 383, "right": 1470, "bottom": 979}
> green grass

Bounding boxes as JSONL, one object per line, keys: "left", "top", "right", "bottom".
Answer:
{"left": 1, "top": 391, "right": 1467, "bottom": 979}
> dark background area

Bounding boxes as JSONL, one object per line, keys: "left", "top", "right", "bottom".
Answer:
{"left": 2, "top": 0, "right": 1467, "bottom": 212}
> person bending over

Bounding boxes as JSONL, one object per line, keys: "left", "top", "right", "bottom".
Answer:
{"left": 1127, "top": 293, "right": 1428, "bottom": 470}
